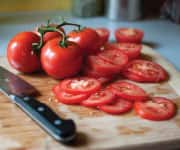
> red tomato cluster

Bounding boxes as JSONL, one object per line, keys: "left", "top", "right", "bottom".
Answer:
{"left": 6, "top": 22, "right": 176, "bottom": 121}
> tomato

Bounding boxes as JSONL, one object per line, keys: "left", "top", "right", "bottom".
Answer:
{"left": 41, "top": 38, "right": 83, "bottom": 79}
{"left": 122, "top": 60, "right": 168, "bottom": 82}
{"left": 110, "top": 81, "right": 148, "bottom": 101}
{"left": 68, "top": 27, "right": 101, "bottom": 55}
{"left": 98, "top": 49, "right": 128, "bottom": 69}
{"left": 98, "top": 98, "right": 133, "bottom": 114}
{"left": 95, "top": 28, "right": 110, "bottom": 46}
{"left": 134, "top": 97, "right": 176, "bottom": 121}
{"left": 87, "top": 55, "right": 121, "bottom": 76}
{"left": 81, "top": 89, "right": 115, "bottom": 107}
{"left": 53, "top": 84, "right": 88, "bottom": 105}
{"left": 104, "top": 43, "right": 142, "bottom": 60}
{"left": 115, "top": 28, "right": 144, "bottom": 43}
{"left": 34, "top": 24, "right": 64, "bottom": 43}
{"left": 59, "top": 77, "right": 101, "bottom": 95}
{"left": 7, "top": 32, "right": 41, "bottom": 73}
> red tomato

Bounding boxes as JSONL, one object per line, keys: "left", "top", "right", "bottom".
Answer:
{"left": 81, "top": 89, "right": 116, "bottom": 107}
{"left": 59, "top": 77, "right": 101, "bottom": 95}
{"left": 98, "top": 49, "right": 128, "bottom": 70}
{"left": 87, "top": 55, "right": 121, "bottom": 76}
{"left": 34, "top": 24, "right": 64, "bottom": 43}
{"left": 115, "top": 28, "right": 144, "bottom": 43}
{"left": 122, "top": 60, "right": 168, "bottom": 82}
{"left": 68, "top": 27, "right": 101, "bottom": 55}
{"left": 110, "top": 81, "right": 148, "bottom": 101}
{"left": 104, "top": 43, "right": 142, "bottom": 60}
{"left": 98, "top": 98, "right": 133, "bottom": 115}
{"left": 7, "top": 32, "right": 41, "bottom": 73}
{"left": 53, "top": 84, "right": 88, "bottom": 104}
{"left": 95, "top": 27, "right": 110, "bottom": 46}
{"left": 41, "top": 38, "right": 83, "bottom": 79}
{"left": 134, "top": 97, "right": 176, "bottom": 121}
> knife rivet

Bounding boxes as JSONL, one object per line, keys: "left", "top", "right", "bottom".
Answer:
{"left": 54, "top": 119, "right": 61, "bottom": 125}
{"left": 24, "top": 97, "right": 30, "bottom": 101}
{"left": 37, "top": 106, "right": 45, "bottom": 112}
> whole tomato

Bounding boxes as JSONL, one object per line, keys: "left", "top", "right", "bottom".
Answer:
{"left": 7, "top": 32, "right": 41, "bottom": 73}
{"left": 68, "top": 27, "right": 101, "bottom": 55}
{"left": 41, "top": 38, "right": 83, "bottom": 79}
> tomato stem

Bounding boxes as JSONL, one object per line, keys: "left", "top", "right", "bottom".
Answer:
{"left": 57, "top": 21, "right": 81, "bottom": 31}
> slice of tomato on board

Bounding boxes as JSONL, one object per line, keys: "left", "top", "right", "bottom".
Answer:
{"left": 104, "top": 43, "right": 142, "bottom": 60}
{"left": 110, "top": 81, "right": 148, "bottom": 101}
{"left": 98, "top": 49, "right": 128, "bottom": 70}
{"left": 134, "top": 97, "right": 176, "bottom": 121}
{"left": 115, "top": 28, "right": 144, "bottom": 43}
{"left": 98, "top": 98, "right": 133, "bottom": 115}
{"left": 81, "top": 89, "right": 116, "bottom": 107}
{"left": 53, "top": 84, "right": 88, "bottom": 104}
{"left": 87, "top": 55, "right": 122, "bottom": 76}
{"left": 122, "top": 59, "right": 168, "bottom": 82}
{"left": 59, "top": 77, "right": 101, "bottom": 95}
{"left": 95, "top": 27, "right": 110, "bottom": 46}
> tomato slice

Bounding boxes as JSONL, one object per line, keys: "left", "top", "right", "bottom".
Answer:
{"left": 95, "top": 28, "right": 110, "bottom": 46}
{"left": 87, "top": 55, "right": 121, "bottom": 76}
{"left": 81, "top": 89, "right": 116, "bottom": 107}
{"left": 110, "top": 81, "right": 148, "bottom": 101}
{"left": 104, "top": 43, "right": 142, "bottom": 60}
{"left": 98, "top": 49, "right": 128, "bottom": 70}
{"left": 53, "top": 84, "right": 88, "bottom": 104}
{"left": 60, "top": 77, "right": 101, "bottom": 95}
{"left": 134, "top": 97, "right": 176, "bottom": 121}
{"left": 98, "top": 98, "right": 133, "bottom": 114}
{"left": 123, "top": 60, "right": 168, "bottom": 82}
{"left": 115, "top": 28, "right": 144, "bottom": 43}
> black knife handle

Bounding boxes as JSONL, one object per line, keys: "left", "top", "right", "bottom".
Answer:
{"left": 9, "top": 95, "right": 76, "bottom": 143}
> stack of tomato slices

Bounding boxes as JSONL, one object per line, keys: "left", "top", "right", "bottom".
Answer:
{"left": 53, "top": 78, "right": 176, "bottom": 121}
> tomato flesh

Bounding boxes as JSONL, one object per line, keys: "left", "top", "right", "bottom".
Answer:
{"left": 98, "top": 49, "right": 128, "bottom": 70}
{"left": 81, "top": 89, "right": 115, "bottom": 107}
{"left": 110, "top": 81, "right": 148, "bottom": 101}
{"left": 134, "top": 97, "right": 176, "bottom": 121}
{"left": 123, "top": 60, "right": 167, "bottom": 82}
{"left": 98, "top": 98, "right": 133, "bottom": 114}
{"left": 53, "top": 85, "right": 88, "bottom": 104}
{"left": 115, "top": 28, "right": 144, "bottom": 43}
{"left": 95, "top": 27, "right": 110, "bottom": 46}
{"left": 104, "top": 43, "right": 142, "bottom": 60}
{"left": 60, "top": 77, "right": 101, "bottom": 95}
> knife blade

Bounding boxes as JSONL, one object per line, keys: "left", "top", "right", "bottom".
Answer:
{"left": 0, "top": 66, "right": 76, "bottom": 143}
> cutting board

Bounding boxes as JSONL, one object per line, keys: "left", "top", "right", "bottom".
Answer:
{"left": 0, "top": 45, "right": 180, "bottom": 150}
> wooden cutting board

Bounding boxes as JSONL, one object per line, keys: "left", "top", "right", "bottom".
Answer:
{"left": 0, "top": 45, "right": 180, "bottom": 150}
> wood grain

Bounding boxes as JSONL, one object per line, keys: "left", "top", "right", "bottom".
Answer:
{"left": 0, "top": 45, "right": 180, "bottom": 150}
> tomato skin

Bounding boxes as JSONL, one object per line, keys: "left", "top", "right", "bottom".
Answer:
{"left": 53, "top": 84, "right": 88, "bottom": 105}
{"left": 110, "top": 81, "right": 148, "bottom": 101}
{"left": 98, "top": 98, "right": 133, "bottom": 115}
{"left": 41, "top": 38, "right": 83, "bottom": 79}
{"left": 7, "top": 32, "right": 41, "bottom": 73}
{"left": 68, "top": 27, "right": 101, "bottom": 55}
{"left": 104, "top": 43, "right": 142, "bottom": 60}
{"left": 60, "top": 77, "right": 101, "bottom": 95}
{"left": 134, "top": 97, "right": 176, "bottom": 121}
{"left": 115, "top": 28, "right": 144, "bottom": 43}
{"left": 81, "top": 89, "right": 116, "bottom": 107}
{"left": 95, "top": 28, "right": 110, "bottom": 46}
{"left": 122, "top": 59, "right": 168, "bottom": 83}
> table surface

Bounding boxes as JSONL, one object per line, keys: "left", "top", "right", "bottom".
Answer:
{"left": 0, "top": 14, "right": 180, "bottom": 70}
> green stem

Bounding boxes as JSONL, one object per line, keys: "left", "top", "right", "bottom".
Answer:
{"left": 57, "top": 21, "right": 81, "bottom": 31}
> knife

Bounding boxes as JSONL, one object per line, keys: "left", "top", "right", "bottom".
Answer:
{"left": 0, "top": 66, "right": 76, "bottom": 143}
